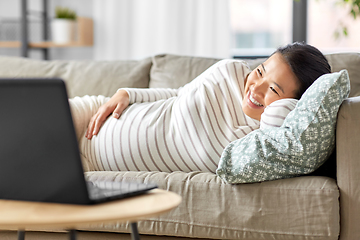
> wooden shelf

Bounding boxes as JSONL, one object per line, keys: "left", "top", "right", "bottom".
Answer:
{"left": 29, "top": 41, "right": 92, "bottom": 48}
{"left": 0, "top": 41, "right": 21, "bottom": 48}
{"left": 0, "top": 17, "right": 93, "bottom": 49}
{"left": 0, "top": 41, "right": 91, "bottom": 48}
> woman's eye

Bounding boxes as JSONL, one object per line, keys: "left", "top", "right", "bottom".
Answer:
{"left": 270, "top": 87, "right": 279, "bottom": 95}
{"left": 257, "top": 68, "right": 262, "bottom": 76}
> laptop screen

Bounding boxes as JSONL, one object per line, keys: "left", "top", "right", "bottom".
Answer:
{"left": 0, "top": 78, "right": 91, "bottom": 204}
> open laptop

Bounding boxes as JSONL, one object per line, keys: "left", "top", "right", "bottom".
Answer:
{"left": 0, "top": 78, "right": 157, "bottom": 205}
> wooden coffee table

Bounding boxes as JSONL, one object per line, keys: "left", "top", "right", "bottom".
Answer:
{"left": 0, "top": 189, "right": 181, "bottom": 240}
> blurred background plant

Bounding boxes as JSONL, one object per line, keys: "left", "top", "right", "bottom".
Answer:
{"left": 54, "top": 6, "right": 77, "bottom": 20}
{"left": 335, "top": 0, "right": 360, "bottom": 38}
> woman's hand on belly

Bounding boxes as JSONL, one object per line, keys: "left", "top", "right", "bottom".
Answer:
{"left": 85, "top": 90, "right": 130, "bottom": 139}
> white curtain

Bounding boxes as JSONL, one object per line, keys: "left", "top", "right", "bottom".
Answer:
{"left": 93, "top": 0, "right": 231, "bottom": 60}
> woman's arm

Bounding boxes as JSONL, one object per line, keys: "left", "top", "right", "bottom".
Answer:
{"left": 260, "top": 98, "right": 298, "bottom": 129}
{"left": 86, "top": 59, "right": 246, "bottom": 140}
{"left": 85, "top": 87, "right": 180, "bottom": 139}
{"left": 121, "top": 87, "right": 179, "bottom": 104}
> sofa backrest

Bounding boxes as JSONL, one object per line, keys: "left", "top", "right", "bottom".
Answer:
{"left": 149, "top": 54, "right": 221, "bottom": 89}
{"left": 0, "top": 56, "right": 152, "bottom": 98}
{"left": 326, "top": 53, "right": 360, "bottom": 97}
{"left": 0, "top": 52, "right": 359, "bottom": 99}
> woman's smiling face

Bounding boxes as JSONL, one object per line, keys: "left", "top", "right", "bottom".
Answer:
{"left": 242, "top": 53, "right": 299, "bottom": 121}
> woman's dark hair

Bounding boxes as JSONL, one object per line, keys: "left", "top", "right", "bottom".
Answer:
{"left": 274, "top": 42, "right": 331, "bottom": 99}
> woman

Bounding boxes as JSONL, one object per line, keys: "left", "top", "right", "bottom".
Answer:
{"left": 70, "top": 42, "right": 331, "bottom": 173}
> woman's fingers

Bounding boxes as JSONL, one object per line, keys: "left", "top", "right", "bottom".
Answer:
{"left": 86, "top": 107, "right": 111, "bottom": 139}
{"left": 85, "top": 103, "right": 124, "bottom": 139}
{"left": 85, "top": 90, "right": 130, "bottom": 139}
{"left": 92, "top": 113, "right": 106, "bottom": 136}
{"left": 112, "top": 104, "right": 125, "bottom": 119}
{"left": 85, "top": 114, "right": 97, "bottom": 139}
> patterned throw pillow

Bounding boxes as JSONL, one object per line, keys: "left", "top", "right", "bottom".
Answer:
{"left": 216, "top": 70, "right": 350, "bottom": 184}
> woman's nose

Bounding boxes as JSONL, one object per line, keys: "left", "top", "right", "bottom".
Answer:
{"left": 252, "top": 80, "right": 267, "bottom": 95}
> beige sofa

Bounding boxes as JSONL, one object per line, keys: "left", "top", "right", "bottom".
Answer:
{"left": 0, "top": 52, "right": 359, "bottom": 240}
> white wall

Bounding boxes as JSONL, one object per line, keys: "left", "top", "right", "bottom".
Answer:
{"left": 0, "top": 0, "right": 93, "bottom": 60}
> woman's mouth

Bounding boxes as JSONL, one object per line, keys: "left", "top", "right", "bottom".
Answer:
{"left": 247, "top": 92, "right": 264, "bottom": 108}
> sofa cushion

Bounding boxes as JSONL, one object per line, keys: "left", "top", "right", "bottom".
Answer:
{"left": 83, "top": 171, "right": 339, "bottom": 240}
{"left": 216, "top": 70, "right": 350, "bottom": 184}
{"left": 0, "top": 56, "right": 152, "bottom": 98}
{"left": 149, "top": 54, "right": 221, "bottom": 89}
{"left": 326, "top": 52, "right": 360, "bottom": 97}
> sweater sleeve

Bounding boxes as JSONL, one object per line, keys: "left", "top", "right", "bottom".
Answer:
{"left": 118, "top": 88, "right": 179, "bottom": 104}
{"left": 260, "top": 98, "right": 298, "bottom": 129}
{"left": 120, "top": 59, "right": 249, "bottom": 104}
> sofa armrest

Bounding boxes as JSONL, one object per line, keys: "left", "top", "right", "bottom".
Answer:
{"left": 336, "top": 96, "right": 360, "bottom": 240}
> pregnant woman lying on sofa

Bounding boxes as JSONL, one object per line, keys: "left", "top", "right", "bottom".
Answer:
{"left": 69, "top": 42, "right": 331, "bottom": 173}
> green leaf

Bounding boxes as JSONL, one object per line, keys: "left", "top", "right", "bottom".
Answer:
{"left": 351, "top": 9, "right": 357, "bottom": 18}
{"left": 343, "top": 26, "right": 348, "bottom": 36}
{"left": 333, "top": 0, "right": 360, "bottom": 37}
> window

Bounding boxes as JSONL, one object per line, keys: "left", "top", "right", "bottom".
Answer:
{"left": 307, "top": 0, "right": 360, "bottom": 53}
{"left": 230, "top": 0, "right": 292, "bottom": 58}
{"left": 230, "top": 0, "right": 360, "bottom": 58}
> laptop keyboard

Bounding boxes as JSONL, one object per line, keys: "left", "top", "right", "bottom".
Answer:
{"left": 86, "top": 181, "right": 157, "bottom": 201}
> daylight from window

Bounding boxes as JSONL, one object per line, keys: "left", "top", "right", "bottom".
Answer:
{"left": 308, "top": 0, "right": 360, "bottom": 53}
{"left": 230, "top": 0, "right": 360, "bottom": 57}
{"left": 230, "top": 0, "right": 292, "bottom": 57}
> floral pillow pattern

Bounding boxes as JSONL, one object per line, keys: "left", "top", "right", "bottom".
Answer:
{"left": 216, "top": 70, "right": 350, "bottom": 184}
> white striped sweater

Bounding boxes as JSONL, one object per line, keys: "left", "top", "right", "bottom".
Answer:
{"left": 78, "top": 59, "right": 261, "bottom": 173}
{"left": 260, "top": 98, "right": 298, "bottom": 129}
